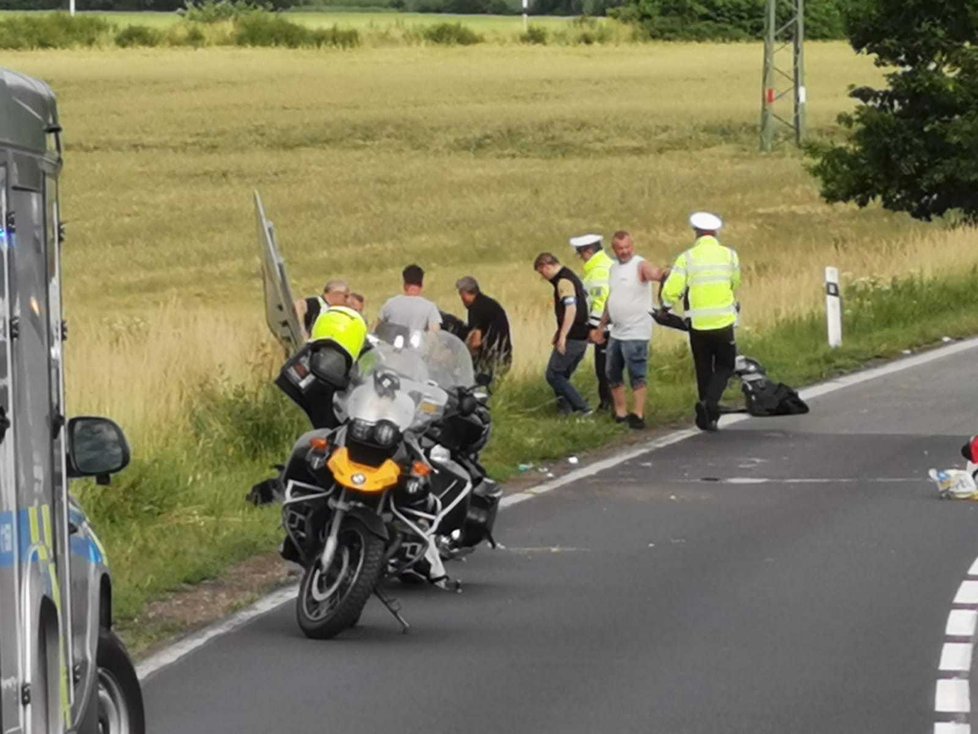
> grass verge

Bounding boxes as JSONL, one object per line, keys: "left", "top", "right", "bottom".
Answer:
{"left": 96, "top": 269, "right": 978, "bottom": 654}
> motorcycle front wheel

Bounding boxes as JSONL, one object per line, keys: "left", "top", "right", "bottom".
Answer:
{"left": 296, "top": 517, "right": 385, "bottom": 639}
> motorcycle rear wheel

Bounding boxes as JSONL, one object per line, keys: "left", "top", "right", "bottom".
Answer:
{"left": 297, "top": 517, "right": 385, "bottom": 639}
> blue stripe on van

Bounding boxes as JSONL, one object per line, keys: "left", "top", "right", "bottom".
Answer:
{"left": 0, "top": 508, "right": 102, "bottom": 568}
{"left": 0, "top": 511, "right": 13, "bottom": 568}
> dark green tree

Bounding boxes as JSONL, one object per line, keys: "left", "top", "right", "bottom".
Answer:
{"left": 809, "top": 0, "right": 978, "bottom": 221}
{"left": 609, "top": 0, "right": 846, "bottom": 41}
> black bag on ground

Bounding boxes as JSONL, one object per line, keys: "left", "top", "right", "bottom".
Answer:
{"left": 735, "top": 357, "right": 809, "bottom": 417}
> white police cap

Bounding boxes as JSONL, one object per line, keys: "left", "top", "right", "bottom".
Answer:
{"left": 689, "top": 212, "right": 723, "bottom": 231}
{"left": 569, "top": 234, "right": 603, "bottom": 249}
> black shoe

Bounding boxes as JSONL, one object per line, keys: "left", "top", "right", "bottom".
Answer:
{"left": 626, "top": 413, "right": 646, "bottom": 430}
{"left": 694, "top": 402, "right": 711, "bottom": 431}
{"left": 598, "top": 401, "right": 612, "bottom": 413}
{"left": 614, "top": 413, "right": 628, "bottom": 424}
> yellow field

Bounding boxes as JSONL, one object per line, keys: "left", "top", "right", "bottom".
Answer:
{"left": 7, "top": 43, "right": 977, "bottom": 448}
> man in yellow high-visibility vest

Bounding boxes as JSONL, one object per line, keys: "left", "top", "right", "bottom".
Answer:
{"left": 660, "top": 212, "right": 741, "bottom": 432}
{"left": 570, "top": 233, "right": 614, "bottom": 412}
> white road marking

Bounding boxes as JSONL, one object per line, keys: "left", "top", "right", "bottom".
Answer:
{"left": 936, "top": 679, "right": 971, "bottom": 713}
{"left": 954, "top": 581, "right": 978, "bottom": 605}
{"left": 139, "top": 337, "right": 978, "bottom": 683}
{"left": 136, "top": 585, "right": 298, "bottom": 681}
{"left": 941, "top": 643, "right": 974, "bottom": 672}
{"left": 936, "top": 555, "right": 978, "bottom": 730}
{"left": 934, "top": 723, "right": 971, "bottom": 734}
{"left": 698, "top": 477, "right": 921, "bottom": 485}
{"left": 947, "top": 610, "right": 978, "bottom": 638}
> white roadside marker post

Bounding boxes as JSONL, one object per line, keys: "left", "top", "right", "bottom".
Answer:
{"left": 825, "top": 266, "right": 842, "bottom": 348}
{"left": 522, "top": 0, "right": 528, "bottom": 32}
{"left": 70, "top": 0, "right": 75, "bottom": 15}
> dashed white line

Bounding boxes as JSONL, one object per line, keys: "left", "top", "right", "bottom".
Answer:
{"left": 936, "top": 555, "right": 978, "bottom": 731}
{"left": 947, "top": 610, "right": 978, "bottom": 638}
{"left": 941, "top": 644, "right": 974, "bottom": 672}
{"left": 935, "top": 723, "right": 971, "bottom": 734}
{"left": 936, "top": 679, "right": 971, "bottom": 713}
{"left": 955, "top": 581, "right": 978, "bottom": 605}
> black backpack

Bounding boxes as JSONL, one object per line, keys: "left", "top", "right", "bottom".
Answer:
{"left": 736, "top": 357, "right": 809, "bottom": 417}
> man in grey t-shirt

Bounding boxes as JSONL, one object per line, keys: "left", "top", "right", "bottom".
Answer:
{"left": 375, "top": 264, "right": 442, "bottom": 342}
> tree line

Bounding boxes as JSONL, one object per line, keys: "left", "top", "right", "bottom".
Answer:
{"left": 0, "top": 0, "right": 849, "bottom": 37}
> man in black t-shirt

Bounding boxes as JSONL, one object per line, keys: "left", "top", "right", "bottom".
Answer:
{"left": 455, "top": 276, "right": 513, "bottom": 376}
{"left": 294, "top": 279, "right": 351, "bottom": 340}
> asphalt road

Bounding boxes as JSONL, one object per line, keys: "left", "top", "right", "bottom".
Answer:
{"left": 143, "top": 344, "right": 978, "bottom": 734}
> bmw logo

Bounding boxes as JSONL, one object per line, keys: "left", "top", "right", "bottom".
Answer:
{"left": 352, "top": 473, "right": 366, "bottom": 486}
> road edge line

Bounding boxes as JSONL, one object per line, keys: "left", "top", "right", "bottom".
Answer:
{"left": 138, "top": 335, "right": 978, "bottom": 682}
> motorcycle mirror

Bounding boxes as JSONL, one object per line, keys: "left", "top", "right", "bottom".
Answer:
{"left": 309, "top": 347, "right": 351, "bottom": 390}
{"left": 475, "top": 372, "right": 492, "bottom": 387}
{"left": 459, "top": 392, "right": 478, "bottom": 416}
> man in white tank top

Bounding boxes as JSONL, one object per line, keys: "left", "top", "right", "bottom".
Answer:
{"left": 596, "top": 231, "right": 665, "bottom": 429}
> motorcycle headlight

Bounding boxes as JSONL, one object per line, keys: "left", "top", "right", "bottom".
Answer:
{"left": 373, "top": 420, "right": 400, "bottom": 448}
{"left": 350, "top": 419, "right": 373, "bottom": 442}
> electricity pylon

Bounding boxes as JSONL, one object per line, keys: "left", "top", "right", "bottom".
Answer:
{"left": 760, "top": 0, "right": 806, "bottom": 151}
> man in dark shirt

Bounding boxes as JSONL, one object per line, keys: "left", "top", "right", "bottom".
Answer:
{"left": 294, "top": 279, "right": 351, "bottom": 340}
{"left": 455, "top": 276, "right": 513, "bottom": 376}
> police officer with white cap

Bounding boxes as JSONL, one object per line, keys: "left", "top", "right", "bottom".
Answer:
{"left": 570, "top": 233, "right": 614, "bottom": 412}
{"left": 660, "top": 212, "right": 742, "bottom": 431}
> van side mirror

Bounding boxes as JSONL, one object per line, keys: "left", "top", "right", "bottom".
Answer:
{"left": 66, "top": 417, "right": 131, "bottom": 483}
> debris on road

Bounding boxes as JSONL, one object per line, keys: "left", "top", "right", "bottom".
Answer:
{"left": 568, "top": 456, "right": 579, "bottom": 465}
{"left": 928, "top": 435, "right": 978, "bottom": 499}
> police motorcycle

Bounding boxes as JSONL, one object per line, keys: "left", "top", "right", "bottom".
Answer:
{"left": 274, "top": 325, "right": 499, "bottom": 639}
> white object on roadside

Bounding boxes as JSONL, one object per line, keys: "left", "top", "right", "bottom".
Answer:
{"left": 942, "top": 336, "right": 954, "bottom": 343}
{"left": 568, "top": 456, "right": 579, "bottom": 465}
{"left": 825, "top": 266, "right": 842, "bottom": 348}
{"left": 929, "top": 468, "right": 978, "bottom": 500}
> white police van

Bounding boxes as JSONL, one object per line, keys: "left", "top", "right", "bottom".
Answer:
{"left": 0, "top": 68, "right": 144, "bottom": 733}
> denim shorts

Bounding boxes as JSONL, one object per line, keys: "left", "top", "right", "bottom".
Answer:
{"left": 606, "top": 338, "right": 649, "bottom": 388}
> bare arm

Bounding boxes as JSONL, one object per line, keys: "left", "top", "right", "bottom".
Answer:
{"left": 559, "top": 304, "right": 577, "bottom": 343}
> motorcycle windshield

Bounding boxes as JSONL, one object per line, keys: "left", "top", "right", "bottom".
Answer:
{"left": 338, "top": 332, "right": 474, "bottom": 432}
{"left": 421, "top": 331, "right": 475, "bottom": 390}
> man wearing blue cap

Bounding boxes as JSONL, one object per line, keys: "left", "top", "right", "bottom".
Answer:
{"left": 660, "top": 212, "right": 741, "bottom": 431}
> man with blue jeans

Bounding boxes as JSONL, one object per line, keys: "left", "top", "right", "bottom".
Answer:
{"left": 596, "top": 231, "right": 665, "bottom": 429}
{"left": 534, "top": 252, "right": 592, "bottom": 416}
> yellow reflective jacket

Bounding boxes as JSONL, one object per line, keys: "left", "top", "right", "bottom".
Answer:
{"left": 661, "top": 236, "right": 741, "bottom": 330}
{"left": 581, "top": 250, "right": 613, "bottom": 328}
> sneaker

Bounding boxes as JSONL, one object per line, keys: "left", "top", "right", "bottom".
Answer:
{"left": 626, "top": 413, "right": 646, "bottom": 430}
{"left": 574, "top": 408, "right": 594, "bottom": 419}
{"left": 613, "top": 413, "right": 628, "bottom": 424}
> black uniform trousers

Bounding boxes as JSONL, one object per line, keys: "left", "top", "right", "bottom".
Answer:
{"left": 688, "top": 325, "right": 737, "bottom": 418}
{"left": 593, "top": 332, "right": 611, "bottom": 408}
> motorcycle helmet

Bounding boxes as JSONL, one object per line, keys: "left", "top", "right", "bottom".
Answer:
{"left": 310, "top": 305, "right": 367, "bottom": 362}
{"left": 963, "top": 435, "right": 978, "bottom": 463}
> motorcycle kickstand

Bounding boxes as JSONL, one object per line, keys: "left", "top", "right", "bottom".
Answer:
{"left": 374, "top": 587, "right": 410, "bottom": 634}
